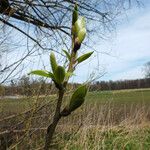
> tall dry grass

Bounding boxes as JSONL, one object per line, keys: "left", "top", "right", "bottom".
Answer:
{"left": 1, "top": 98, "right": 150, "bottom": 149}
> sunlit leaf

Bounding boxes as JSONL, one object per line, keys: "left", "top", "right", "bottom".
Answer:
{"left": 77, "top": 51, "right": 93, "bottom": 64}
{"left": 78, "top": 28, "right": 86, "bottom": 44}
{"left": 28, "top": 70, "right": 54, "bottom": 78}
{"left": 54, "top": 66, "right": 65, "bottom": 84}
{"left": 69, "top": 85, "right": 87, "bottom": 112}
{"left": 74, "top": 17, "right": 86, "bottom": 34}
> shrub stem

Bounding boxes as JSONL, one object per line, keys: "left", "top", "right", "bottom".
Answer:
{"left": 44, "top": 89, "right": 64, "bottom": 150}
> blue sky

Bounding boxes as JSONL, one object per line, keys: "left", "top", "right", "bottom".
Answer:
{"left": 1, "top": 1, "right": 150, "bottom": 84}
{"left": 71, "top": 1, "right": 150, "bottom": 82}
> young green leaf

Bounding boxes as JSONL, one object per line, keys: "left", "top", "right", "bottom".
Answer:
{"left": 69, "top": 85, "right": 88, "bottom": 112}
{"left": 63, "top": 50, "right": 71, "bottom": 61}
{"left": 50, "top": 52, "right": 57, "bottom": 73}
{"left": 54, "top": 66, "right": 65, "bottom": 84}
{"left": 28, "top": 70, "right": 54, "bottom": 78}
{"left": 69, "top": 97, "right": 85, "bottom": 112}
{"left": 72, "top": 3, "right": 78, "bottom": 25}
{"left": 71, "top": 85, "right": 87, "bottom": 100}
{"left": 77, "top": 51, "right": 94, "bottom": 64}
{"left": 77, "top": 28, "right": 86, "bottom": 44}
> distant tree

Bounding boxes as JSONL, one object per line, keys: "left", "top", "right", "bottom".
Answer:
{"left": 144, "top": 61, "right": 150, "bottom": 78}
{"left": 19, "top": 75, "right": 32, "bottom": 96}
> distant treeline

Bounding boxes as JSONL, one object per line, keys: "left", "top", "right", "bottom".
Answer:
{"left": 0, "top": 76, "right": 80, "bottom": 96}
{"left": 0, "top": 76, "right": 150, "bottom": 96}
{"left": 90, "top": 78, "right": 150, "bottom": 91}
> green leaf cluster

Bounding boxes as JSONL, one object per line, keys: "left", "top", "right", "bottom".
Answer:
{"left": 28, "top": 3, "right": 92, "bottom": 117}
{"left": 28, "top": 52, "right": 72, "bottom": 87}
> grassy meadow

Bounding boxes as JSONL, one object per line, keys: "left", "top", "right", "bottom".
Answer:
{"left": 0, "top": 88, "right": 150, "bottom": 149}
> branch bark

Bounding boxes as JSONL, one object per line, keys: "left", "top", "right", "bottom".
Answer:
{"left": 44, "top": 89, "right": 64, "bottom": 150}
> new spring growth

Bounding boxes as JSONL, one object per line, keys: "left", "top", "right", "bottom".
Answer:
{"left": 28, "top": 3, "right": 94, "bottom": 114}
{"left": 72, "top": 3, "right": 78, "bottom": 26}
{"left": 61, "top": 85, "right": 88, "bottom": 116}
{"left": 72, "top": 3, "right": 86, "bottom": 52}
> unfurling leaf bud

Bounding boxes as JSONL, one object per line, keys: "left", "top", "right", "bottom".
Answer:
{"left": 68, "top": 85, "right": 88, "bottom": 112}
{"left": 54, "top": 66, "right": 65, "bottom": 84}
{"left": 69, "top": 97, "right": 85, "bottom": 112}
{"left": 78, "top": 28, "right": 86, "bottom": 44}
{"left": 74, "top": 17, "right": 86, "bottom": 34}
{"left": 50, "top": 52, "right": 57, "bottom": 73}
{"left": 72, "top": 17, "right": 86, "bottom": 52}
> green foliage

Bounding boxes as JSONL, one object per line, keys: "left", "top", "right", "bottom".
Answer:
{"left": 28, "top": 3, "right": 92, "bottom": 117}
{"left": 69, "top": 97, "right": 85, "bottom": 112}
{"left": 77, "top": 51, "right": 94, "bottom": 64}
{"left": 69, "top": 85, "right": 88, "bottom": 112}
{"left": 54, "top": 66, "right": 65, "bottom": 84}
{"left": 28, "top": 70, "right": 54, "bottom": 78}
{"left": 50, "top": 52, "right": 58, "bottom": 73}
{"left": 72, "top": 85, "right": 87, "bottom": 98}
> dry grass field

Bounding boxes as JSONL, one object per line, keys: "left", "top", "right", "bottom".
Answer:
{"left": 0, "top": 88, "right": 150, "bottom": 149}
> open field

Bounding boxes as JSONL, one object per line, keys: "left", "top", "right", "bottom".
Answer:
{"left": 1, "top": 88, "right": 150, "bottom": 114}
{"left": 0, "top": 88, "right": 150, "bottom": 149}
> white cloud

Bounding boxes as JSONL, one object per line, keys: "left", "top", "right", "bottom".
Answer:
{"left": 107, "top": 9, "right": 150, "bottom": 79}
{"left": 75, "top": 6, "right": 150, "bottom": 82}
{"left": 111, "top": 65, "right": 144, "bottom": 81}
